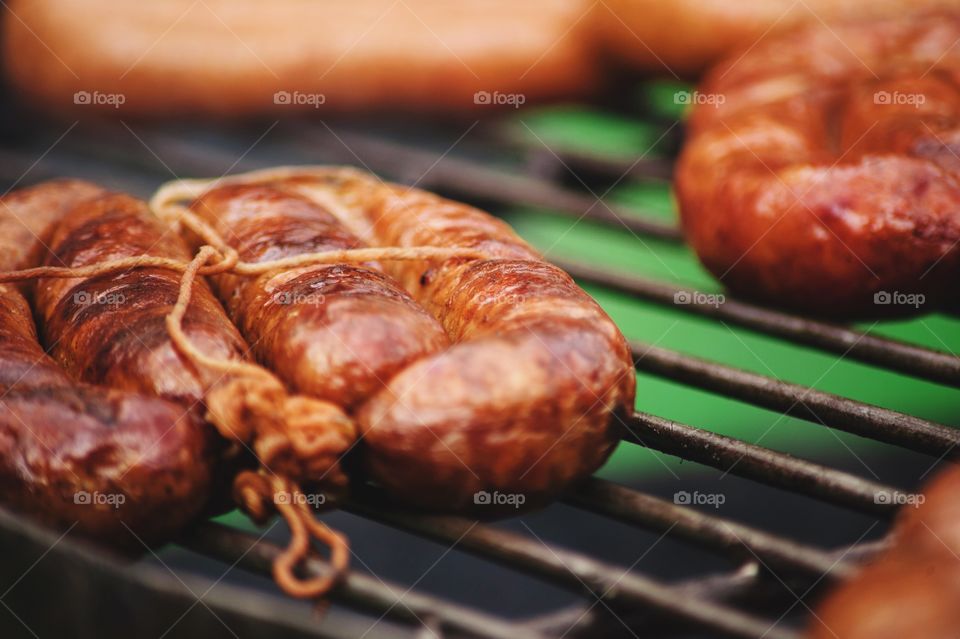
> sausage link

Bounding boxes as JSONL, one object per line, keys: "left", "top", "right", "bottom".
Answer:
{"left": 187, "top": 182, "right": 449, "bottom": 410}
{"left": 0, "top": 182, "right": 212, "bottom": 547}
{"left": 34, "top": 192, "right": 248, "bottom": 405}
{"left": 809, "top": 465, "right": 960, "bottom": 638}
{"left": 676, "top": 13, "right": 960, "bottom": 317}
{"left": 285, "top": 170, "right": 635, "bottom": 511}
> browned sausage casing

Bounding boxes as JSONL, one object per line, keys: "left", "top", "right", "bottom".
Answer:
{"left": 34, "top": 192, "right": 248, "bottom": 404}
{"left": 0, "top": 182, "right": 214, "bottom": 547}
{"left": 187, "top": 182, "right": 449, "bottom": 410}
{"left": 809, "top": 465, "right": 960, "bottom": 638}
{"left": 285, "top": 170, "right": 635, "bottom": 512}
{"left": 676, "top": 13, "right": 960, "bottom": 317}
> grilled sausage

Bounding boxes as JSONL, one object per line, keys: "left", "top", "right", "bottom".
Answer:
{"left": 676, "top": 13, "right": 960, "bottom": 317}
{"left": 4, "top": 0, "right": 597, "bottom": 117}
{"left": 186, "top": 182, "right": 450, "bottom": 410}
{"left": 596, "top": 1, "right": 960, "bottom": 76}
{"left": 282, "top": 169, "right": 635, "bottom": 512}
{"left": 809, "top": 465, "right": 960, "bottom": 639}
{"left": 34, "top": 192, "right": 248, "bottom": 404}
{"left": 0, "top": 181, "right": 213, "bottom": 547}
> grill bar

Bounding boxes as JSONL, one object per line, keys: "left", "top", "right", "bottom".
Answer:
{"left": 625, "top": 412, "right": 902, "bottom": 516}
{"left": 632, "top": 342, "right": 960, "bottom": 457}
{"left": 292, "top": 125, "right": 685, "bottom": 241}
{"left": 564, "top": 477, "right": 855, "bottom": 579}
{"left": 182, "top": 522, "right": 547, "bottom": 639}
{"left": 518, "top": 145, "right": 675, "bottom": 183}
{"left": 344, "top": 488, "right": 802, "bottom": 639}
{"left": 559, "top": 259, "right": 960, "bottom": 388}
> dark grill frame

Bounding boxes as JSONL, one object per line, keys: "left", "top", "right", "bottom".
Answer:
{"left": 0, "top": 110, "right": 956, "bottom": 639}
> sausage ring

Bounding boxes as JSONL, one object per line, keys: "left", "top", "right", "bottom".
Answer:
{"left": 676, "top": 13, "right": 960, "bottom": 317}
{"left": 152, "top": 167, "right": 637, "bottom": 514}
{"left": 0, "top": 181, "right": 216, "bottom": 548}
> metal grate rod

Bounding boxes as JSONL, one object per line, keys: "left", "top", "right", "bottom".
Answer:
{"left": 559, "top": 258, "right": 960, "bottom": 388}
{"left": 181, "top": 522, "right": 546, "bottom": 639}
{"left": 625, "top": 412, "right": 904, "bottom": 516}
{"left": 564, "top": 477, "right": 857, "bottom": 579}
{"left": 291, "top": 124, "right": 684, "bottom": 241}
{"left": 632, "top": 342, "right": 960, "bottom": 458}
{"left": 344, "top": 487, "right": 802, "bottom": 639}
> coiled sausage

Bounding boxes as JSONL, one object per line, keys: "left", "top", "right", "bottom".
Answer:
{"left": 0, "top": 181, "right": 214, "bottom": 547}
{"left": 677, "top": 13, "right": 960, "bottom": 317}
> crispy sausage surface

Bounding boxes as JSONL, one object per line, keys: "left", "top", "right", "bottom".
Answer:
{"left": 809, "top": 465, "right": 960, "bottom": 639}
{"left": 285, "top": 170, "right": 635, "bottom": 511}
{"left": 187, "top": 183, "right": 450, "bottom": 410}
{"left": 676, "top": 13, "right": 960, "bottom": 317}
{"left": 0, "top": 182, "right": 213, "bottom": 547}
{"left": 34, "top": 192, "right": 248, "bottom": 404}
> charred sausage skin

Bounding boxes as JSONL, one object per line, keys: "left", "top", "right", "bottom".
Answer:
{"left": 187, "top": 182, "right": 449, "bottom": 410}
{"left": 0, "top": 181, "right": 214, "bottom": 547}
{"left": 677, "top": 14, "right": 960, "bottom": 317}
{"left": 34, "top": 192, "right": 248, "bottom": 404}
{"left": 285, "top": 170, "right": 635, "bottom": 512}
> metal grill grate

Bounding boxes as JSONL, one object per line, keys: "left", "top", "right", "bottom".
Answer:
{"left": 0, "top": 101, "right": 957, "bottom": 639}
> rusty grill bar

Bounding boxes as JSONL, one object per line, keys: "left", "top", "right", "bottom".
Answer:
{"left": 0, "top": 113, "right": 956, "bottom": 639}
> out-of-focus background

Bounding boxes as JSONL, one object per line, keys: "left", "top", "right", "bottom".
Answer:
{"left": 1, "top": 2, "right": 959, "bottom": 638}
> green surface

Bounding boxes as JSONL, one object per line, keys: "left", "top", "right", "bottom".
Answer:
{"left": 506, "top": 86, "right": 960, "bottom": 482}
{"left": 507, "top": 105, "right": 671, "bottom": 159}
